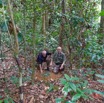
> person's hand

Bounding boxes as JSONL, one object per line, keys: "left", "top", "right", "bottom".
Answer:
{"left": 60, "top": 64, "right": 63, "bottom": 70}
{"left": 50, "top": 62, "right": 52, "bottom": 66}
{"left": 40, "top": 69, "right": 43, "bottom": 73}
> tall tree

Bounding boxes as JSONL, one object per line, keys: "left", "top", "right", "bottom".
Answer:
{"left": 7, "top": 0, "right": 23, "bottom": 103}
{"left": 100, "top": 0, "right": 104, "bottom": 34}
{"left": 59, "top": 0, "right": 65, "bottom": 47}
{"left": 31, "top": 0, "right": 36, "bottom": 83}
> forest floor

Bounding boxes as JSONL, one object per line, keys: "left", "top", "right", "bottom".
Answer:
{"left": 0, "top": 49, "right": 104, "bottom": 103}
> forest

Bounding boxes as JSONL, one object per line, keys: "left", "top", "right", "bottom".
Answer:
{"left": 0, "top": 0, "right": 104, "bottom": 103}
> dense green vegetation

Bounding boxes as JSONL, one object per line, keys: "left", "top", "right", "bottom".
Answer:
{"left": 0, "top": 0, "right": 104, "bottom": 103}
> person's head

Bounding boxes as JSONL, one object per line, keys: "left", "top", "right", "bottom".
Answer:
{"left": 42, "top": 50, "right": 47, "bottom": 57}
{"left": 57, "top": 46, "right": 62, "bottom": 53}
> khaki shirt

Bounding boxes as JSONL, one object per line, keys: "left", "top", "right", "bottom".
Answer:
{"left": 53, "top": 51, "right": 66, "bottom": 64}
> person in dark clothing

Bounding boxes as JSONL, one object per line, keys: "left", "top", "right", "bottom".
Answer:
{"left": 37, "top": 50, "right": 51, "bottom": 73}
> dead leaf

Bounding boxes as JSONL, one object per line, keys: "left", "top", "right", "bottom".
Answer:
{"left": 29, "top": 96, "right": 34, "bottom": 103}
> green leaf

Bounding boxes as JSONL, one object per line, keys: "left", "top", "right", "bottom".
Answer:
{"left": 18, "top": 32, "right": 23, "bottom": 42}
{"left": 69, "top": 82, "right": 76, "bottom": 92}
{"left": 60, "top": 78, "right": 67, "bottom": 85}
{"left": 97, "top": 80, "right": 104, "bottom": 84}
{"left": 1, "top": 22, "right": 8, "bottom": 32}
{"left": 91, "top": 54, "right": 96, "bottom": 61}
{"left": 100, "top": 10, "right": 104, "bottom": 16}
{"left": 96, "top": 74, "right": 104, "bottom": 78}
{"left": 4, "top": 98, "right": 9, "bottom": 103}
{"left": 64, "top": 82, "right": 69, "bottom": 88}
{"left": 94, "top": 90, "right": 104, "bottom": 96}
{"left": 83, "top": 89, "right": 93, "bottom": 94}
{"left": 55, "top": 98, "right": 64, "bottom": 103}
{"left": 64, "top": 74, "right": 70, "bottom": 81}
{"left": 10, "top": 76, "right": 19, "bottom": 86}
{"left": 66, "top": 101, "right": 74, "bottom": 103}
{"left": 0, "top": 100, "right": 3, "bottom": 103}
{"left": 70, "top": 77, "right": 80, "bottom": 81}
{"left": 0, "top": 0, "right": 2, "bottom": 8}
{"left": 47, "top": 84, "right": 54, "bottom": 92}
{"left": 72, "top": 94, "right": 82, "bottom": 102}
{"left": 62, "top": 87, "right": 72, "bottom": 96}
{"left": 8, "top": 97, "right": 14, "bottom": 103}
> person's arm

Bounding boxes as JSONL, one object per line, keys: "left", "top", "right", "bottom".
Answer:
{"left": 39, "top": 64, "right": 42, "bottom": 72}
{"left": 50, "top": 55, "right": 53, "bottom": 66}
{"left": 62, "top": 53, "right": 66, "bottom": 65}
{"left": 60, "top": 53, "right": 66, "bottom": 69}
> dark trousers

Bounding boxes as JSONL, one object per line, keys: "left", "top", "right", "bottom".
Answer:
{"left": 37, "top": 59, "right": 51, "bottom": 70}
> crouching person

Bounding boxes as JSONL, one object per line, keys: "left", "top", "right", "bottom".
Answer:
{"left": 50, "top": 47, "right": 66, "bottom": 74}
{"left": 37, "top": 50, "right": 51, "bottom": 73}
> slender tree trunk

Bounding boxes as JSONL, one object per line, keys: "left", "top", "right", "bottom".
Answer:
{"left": 45, "top": 10, "right": 49, "bottom": 29}
{"left": 48, "top": 0, "right": 55, "bottom": 27}
{"left": 42, "top": 13, "right": 46, "bottom": 36}
{"left": 100, "top": 0, "right": 104, "bottom": 34}
{"left": 31, "top": 15, "right": 36, "bottom": 83}
{"left": 7, "top": 0, "right": 19, "bottom": 54}
{"left": 42, "top": 0, "right": 47, "bottom": 47}
{"left": 22, "top": 0, "right": 27, "bottom": 70}
{"left": 59, "top": 0, "right": 65, "bottom": 47}
{"left": 7, "top": 0, "right": 23, "bottom": 103}
{"left": 31, "top": 0, "right": 36, "bottom": 83}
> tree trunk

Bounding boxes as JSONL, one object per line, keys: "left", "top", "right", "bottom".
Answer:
{"left": 7, "top": 0, "right": 19, "bottom": 54}
{"left": 59, "top": 0, "right": 65, "bottom": 47}
{"left": 100, "top": 0, "right": 104, "bottom": 34}
{"left": 7, "top": 0, "right": 23, "bottom": 103}
{"left": 31, "top": 15, "right": 36, "bottom": 83}
{"left": 31, "top": 0, "right": 36, "bottom": 83}
{"left": 42, "top": 0, "right": 47, "bottom": 47}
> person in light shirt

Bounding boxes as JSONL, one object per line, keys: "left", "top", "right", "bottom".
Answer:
{"left": 50, "top": 47, "right": 66, "bottom": 74}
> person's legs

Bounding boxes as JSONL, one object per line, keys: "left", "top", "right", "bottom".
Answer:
{"left": 46, "top": 55, "right": 51, "bottom": 71}
{"left": 53, "top": 64, "right": 60, "bottom": 74}
{"left": 42, "top": 62, "right": 47, "bottom": 70}
{"left": 59, "top": 64, "right": 65, "bottom": 73}
{"left": 37, "top": 63, "right": 43, "bottom": 73}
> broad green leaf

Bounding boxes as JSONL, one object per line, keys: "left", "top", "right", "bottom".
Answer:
{"left": 66, "top": 101, "right": 74, "bottom": 103}
{"left": 100, "top": 10, "right": 104, "bottom": 16}
{"left": 8, "top": 97, "right": 14, "bottom": 103}
{"left": 69, "top": 82, "right": 76, "bottom": 92}
{"left": 4, "top": 98, "right": 9, "bottom": 103}
{"left": 64, "top": 82, "right": 69, "bottom": 88}
{"left": 94, "top": 90, "right": 104, "bottom": 96}
{"left": 97, "top": 80, "right": 104, "bottom": 84}
{"left": 18, "top": 32, "right": 23, "bottom": 42}
{"left": 55, "top": 98, "right": 63, "bottom": 103}
{"left": 62, "top": 87, "right": 72, "bottom": 96}
{"left": 91, "top": 54, "right": 96, "bottom": 61}
{"left": 83, "top": 89, "right": 93, "bottom": 94}
{"left": 96, "top": 74, "right": 104, "bottom": 78}
{"left": 64, "top": 74, "right": 70, "bottom": 81}
{"left": 0, "top": 0, "right": 2, "bottom": 8}
{"left": 0, "top": 100, "right": 3, "bottom": 103}
{"left": 72, "top": 94, "right": 82, "bottom": 102}
{"left": 70, "top": 77, "right": 80, "bottom": 81}
{"left": 60, "top": 78, "right": 67, "bottom": 85}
